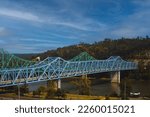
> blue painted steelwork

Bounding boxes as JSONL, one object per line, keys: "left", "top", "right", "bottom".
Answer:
{"left": 0, "top": 51, "right": 138, "bottom": 87}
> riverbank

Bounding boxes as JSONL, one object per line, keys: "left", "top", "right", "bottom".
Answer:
{"left": 0, "top": 92, "right": 117, "bottom": 100}
{"left": 0, "top": 92, "right": 149, "bottom": 100}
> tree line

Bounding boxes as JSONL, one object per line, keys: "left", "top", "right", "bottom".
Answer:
{"left": 27, "top": 36, "right": 150, "bottom": 60}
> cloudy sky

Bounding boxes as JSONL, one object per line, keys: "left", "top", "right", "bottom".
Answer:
{"left": 0, "top": 0, "right": 149, "bottom": 53}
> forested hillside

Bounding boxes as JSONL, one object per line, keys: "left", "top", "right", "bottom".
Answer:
{"left": 33, "top": 37, "right": 150, "bottom": 60}
{"left": 30, "top": 37, "right": 150, "bottom": 80}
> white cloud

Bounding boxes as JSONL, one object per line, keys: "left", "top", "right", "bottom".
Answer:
{"left": 52, "top": 21, "right": 99, "bottom": 31}
{"left": 132, "top": 0, "right": 150, "bottom": 7}
{"left": 0, "top": 27, "right": 9, "bottom": 36}
{"left": 0, "top": 40, "right": 5, "bottom": 44}
{"left": 111, "top": 5, "right": 150, "bottom": 38}
{"left": 111, "top": 27, "right": 139, "bottom": 37}
{"left": 20, "top": 38, "right": 61, "bottom": 43}
{"left": 0, "top": 8, "right": 43, "bottom": 22}
{"left": 0, "top": 27, "right": 5, "bottom": 32}
{"left": 0, "top": 7, "right": 107, "bottom": 32}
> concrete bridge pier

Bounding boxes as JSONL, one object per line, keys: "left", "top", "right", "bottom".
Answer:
{"left": 111, "top": 83, "right": 121, "bottom": 96}
{"left": 57, "top": 79, "right": 61, "bottom": 89}
{"left": 110, "top": 71, "right": 120, "bottom": 84}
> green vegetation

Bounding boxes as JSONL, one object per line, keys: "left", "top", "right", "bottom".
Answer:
{"left": 19, "top": 83, "right": 29, "bottom": 96}
{"left": 71, "top": 75, "right": 91, "bottom": 95}
{"left": 45, "top": 80, "right": 57, "bottom": 99}
{"left": 33, "top": 86, "right": 47, "bottom": 97}
{"left": 46, "top": 80, "right": 67, "bottom": 99}
{"left": 5, "top": 83, "right": 29, "bottom": 96}
{"left": 31, "top": 37, "right": 150, "bottom": 60}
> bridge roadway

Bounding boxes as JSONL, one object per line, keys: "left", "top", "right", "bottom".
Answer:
{"left": 0, "top": 56, "right": 137, "bottom": 87}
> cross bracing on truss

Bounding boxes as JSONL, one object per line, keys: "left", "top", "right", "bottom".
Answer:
{"left": 0, "top": 49, "right": 138, "bottom": 87}
{"left": 0, "top": 49, "right": 35, "bottom": 69}
{"left": 69, "top": 52, "right": 96, "bottom": 61}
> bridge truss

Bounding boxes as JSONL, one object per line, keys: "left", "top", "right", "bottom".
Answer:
{"left": 0, "top": 50, "right": 138, "bottom": 87}
{"left": 0, "top": 49, "right": 35, "bottom": 69}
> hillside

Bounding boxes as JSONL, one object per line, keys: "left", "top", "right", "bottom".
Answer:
{"left": 32, "top": 37, "right": 150, "bottom": 61}
{"left": 24, "top": 37, "right": 150, "bottom": 80}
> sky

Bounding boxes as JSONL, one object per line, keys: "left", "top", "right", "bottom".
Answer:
{"left": 0, "top": 0, "right": 150, "bottom": 53}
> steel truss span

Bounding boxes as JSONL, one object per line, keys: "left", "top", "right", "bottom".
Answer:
{"left": 0, "top": 50, "right": 138, "bottom": 87}
{"left": 0, "top": 49, "right": 35, "bottom": 69}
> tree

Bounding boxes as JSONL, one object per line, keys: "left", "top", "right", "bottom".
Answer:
{"left": 37, "top": 86, "right": 47, "bottom": 96}
{"left": 14, "top": 83, "right": 29, "bottom": 96}
{"left": 55, "top": 88, "right": 66, "bottom": 99}
{"left": 71, "top": 75, "right": 91, "bottom": 95}
{"left": 46, "top": 80, "right": 57, "bottom": 99}
{"left": 146, "top": 35, "right": 149, "bottom": 39}
{"left": 32, "top": 90, "right": 39, "bottom": 97}
{"left": 20, "top": 83, "right": 29, "bottom": 96}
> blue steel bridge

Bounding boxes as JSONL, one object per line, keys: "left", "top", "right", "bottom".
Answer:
{"left": 0, "top": 49, "right": 138, "bottom": 88}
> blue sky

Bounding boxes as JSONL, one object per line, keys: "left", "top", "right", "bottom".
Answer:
{"left": 0, "top": 0, "right": 149, "bottom": 53}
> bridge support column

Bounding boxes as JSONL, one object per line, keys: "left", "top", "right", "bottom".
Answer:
{"left": 110, "top": 71, "right": 120, "bottom": 84}
{"left": 111, "top": 83, "right": 120, "bottom": 96}
{"left": 57, "top": 79, "right": 61, "bottom": 89}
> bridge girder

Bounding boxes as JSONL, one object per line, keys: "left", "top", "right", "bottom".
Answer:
{"left": 0, "top": 52, "right": 138, "bottom": 87}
